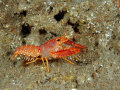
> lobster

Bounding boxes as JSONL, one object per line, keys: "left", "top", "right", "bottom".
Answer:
{"left": 11, "top": 15, "right": 108, "bottom": 72}
{"left": 11, "top": 35, "right": 86, "bottom": 72}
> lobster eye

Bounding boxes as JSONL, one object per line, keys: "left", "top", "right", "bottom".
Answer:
{"left": 57, "top": 39, "right": 60, "bottom": 41}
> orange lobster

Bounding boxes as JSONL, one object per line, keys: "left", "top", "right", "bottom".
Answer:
{"left": 11, "top": 34, "right": 86, "bottom": 72}
{"left": 11, "top": 15, "right": 108, "bottom": 72}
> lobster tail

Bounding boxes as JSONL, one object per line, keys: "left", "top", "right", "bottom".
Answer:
{"left": 11, "top": 54, "right": 18, "bottom": 61}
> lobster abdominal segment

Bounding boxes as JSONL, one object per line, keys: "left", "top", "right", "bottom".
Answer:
{"left": 11, "top": 45, "right": 41, "bottom": 60}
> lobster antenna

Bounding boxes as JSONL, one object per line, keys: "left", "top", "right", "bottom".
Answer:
{"left": 69, "top": 34, "right": 98, "bottom": 40}
{"left": 69, "top": 15, "right": 109, "bottom": 39}
{"left": 63, "top": 26, "right": 66, "bottom": 38}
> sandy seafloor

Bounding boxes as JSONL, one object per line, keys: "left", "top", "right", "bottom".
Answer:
{"left": 0, "top": 0, "right": 120, "bottom": 90}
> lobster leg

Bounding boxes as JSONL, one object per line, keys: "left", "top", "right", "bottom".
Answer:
{"left": 45, "top": 57, "right": 49, "bottom": 72}
{"left": 73, "top": 55, "right": 80, "bottom": 61}
{"left": 63, "top": 58, "right": 74, "bottom": 65}
{"left": 26, "top": 58, "right": 40, "bottom": 64}
{"left": 41, "top": 57, "right": 47, "bottom": 72}
{"left": 25, "top": 57, "right": 49, "bottom": 72}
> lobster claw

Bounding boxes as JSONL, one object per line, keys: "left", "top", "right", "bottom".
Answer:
{"left": 64, "top": 39, "right": 86, "bottom": 49}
